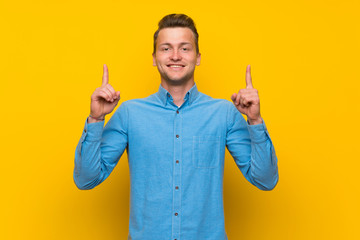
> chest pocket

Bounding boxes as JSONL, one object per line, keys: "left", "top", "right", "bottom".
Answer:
{"left": 192, "top": 136, "right": 220, "bottom": 168}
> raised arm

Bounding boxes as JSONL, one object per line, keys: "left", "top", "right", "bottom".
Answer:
{"left": 228, "top": 65, "right": 278, "bottom": 190}
{"left": 73, "top": 64, "right": 127, "bottom": 190}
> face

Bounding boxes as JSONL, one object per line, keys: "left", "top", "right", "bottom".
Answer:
{"left": 153, "top": 27, "right": 201, "bottom": 85}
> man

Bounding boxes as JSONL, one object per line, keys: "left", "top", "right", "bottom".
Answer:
{"left": 74, "top": 14, "right": 278, "bottom": 240}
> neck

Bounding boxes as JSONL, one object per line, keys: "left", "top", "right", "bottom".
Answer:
{"left": 161, "top": 79, "right": 195, "bottom": 107}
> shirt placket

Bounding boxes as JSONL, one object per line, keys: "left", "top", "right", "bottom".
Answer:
{"left": 172, "top": 105, "right": 182, "bottom": 240}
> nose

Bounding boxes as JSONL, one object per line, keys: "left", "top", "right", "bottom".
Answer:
{"left": 170, "top": 50, "right": 182, "bottom": 61}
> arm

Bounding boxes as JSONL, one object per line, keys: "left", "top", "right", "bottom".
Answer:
{"left": 73, "top": 104, "right": 128, "bottom": 190}
{"left": 228, "top": 65, "right": 278, "bottom": 190}
{"left": 73, "top": 64, "right": 125, "bottom": 190}
{"left": 226, "top": 105, "right": 278, "bottom": 190}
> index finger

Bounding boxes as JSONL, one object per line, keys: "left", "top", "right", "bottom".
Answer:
{"left": 246, "top": 65, "right": 253, "bottom": 89}
{"left": 102, "top": 64, "right": 109, "bottom": 86}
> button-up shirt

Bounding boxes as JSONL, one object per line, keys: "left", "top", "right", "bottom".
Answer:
{"left": 74, "top": 84, "right": 278, "bottom": 240}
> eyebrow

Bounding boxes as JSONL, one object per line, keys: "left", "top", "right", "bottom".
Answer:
{"left": 159, "top": 42, "right": 192, "bottom": 47}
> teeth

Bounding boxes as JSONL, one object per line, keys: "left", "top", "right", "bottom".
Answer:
{"left": 169, "top": 65, "right": 182, "bottom": 68}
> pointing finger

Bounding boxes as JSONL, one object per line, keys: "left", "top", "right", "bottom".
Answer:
{"left": 246, "top": 65, "right": 253, "bottom": 89}
{"left": 102, "top": 64, "right": 109, "bottom": 86}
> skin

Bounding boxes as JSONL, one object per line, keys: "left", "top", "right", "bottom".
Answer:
{"left": 152, "top": 27, "right": 201, "bottom": 106}
{"left": 89, "top": 27, "right": 262, "bottom": 125}
{"left": 231, "top": 65, "right": 263, "bottom": 125}
{"left": 88, "top": 64, "right": 120, "bottom": 123}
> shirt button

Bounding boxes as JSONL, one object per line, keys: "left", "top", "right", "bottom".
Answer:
{"left": 175, "top": 186, "right": 179, "bottom": 189}
{"left": 174, "top": 213, "right": 178, "bottom": 216}
{"left": 176, "top": 110, "right": 179, "bottom": 114}
{"left": 84, "top": 129, "right": 87, "bottom": 133}
{"left": 176, "top": 134, "right": 179, "bottom": 138}
{"left": 176, "top": 160, "right": 179, "bottom": 164}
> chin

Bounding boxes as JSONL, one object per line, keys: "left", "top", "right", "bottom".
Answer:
{"left": 162, "top": 72, "right": 194, "bottom": 86}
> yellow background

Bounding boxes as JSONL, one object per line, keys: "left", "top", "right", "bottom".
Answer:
{"left": 1, "top": 0, "right": 359, "bottom": 239}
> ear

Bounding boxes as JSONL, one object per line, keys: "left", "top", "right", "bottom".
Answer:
{"left": 152, "top": 53, "right": 157, "bottom": 66}
{"left": 196, "top": 52, "right": 201, "bottom": 66}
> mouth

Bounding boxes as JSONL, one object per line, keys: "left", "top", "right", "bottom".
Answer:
{"left": 166, "top": 64, "right": 185, "bottom": 69}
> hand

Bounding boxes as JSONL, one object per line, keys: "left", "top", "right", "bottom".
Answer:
{"left": 89, "top": 64, "right": 121, "bottom": 121}
{"left": 231, "top": 65, "right": 262, "bottom": 125}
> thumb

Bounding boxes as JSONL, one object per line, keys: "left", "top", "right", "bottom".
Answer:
{"left": 102, "top": 64, "right": 109, "bottom": 86}
{"left": 231, "top": 93, "right": 237, "bottom": 102}
{"left": 113, "top": 91, "right": 121, "bottom": 104}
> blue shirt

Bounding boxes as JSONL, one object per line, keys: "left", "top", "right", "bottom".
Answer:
{"left": 74, "top": 84, "right": 278, "bottom": 240}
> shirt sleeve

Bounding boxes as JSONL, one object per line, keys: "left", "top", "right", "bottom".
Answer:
{"left": 73, "top": 103, "right": 129, "bottom": 190}
{"left": 226, "top": 103, "right": 279, "bottom": 190}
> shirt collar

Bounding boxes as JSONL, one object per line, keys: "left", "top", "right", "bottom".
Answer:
{"left": 156, "top": 83, "right": 199, "bottom": 107}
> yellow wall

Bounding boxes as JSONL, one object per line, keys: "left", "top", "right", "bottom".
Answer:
{"left": 1, "top": 0, "right": 359, "bottom": 239}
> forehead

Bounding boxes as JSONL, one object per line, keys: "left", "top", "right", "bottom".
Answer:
{"left": 157, "top": 27, "right": 195, "bottom": 45}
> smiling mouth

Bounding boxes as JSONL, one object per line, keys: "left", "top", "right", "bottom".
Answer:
{"left": 167, "top": 64, "right": 185, "bottom": 68}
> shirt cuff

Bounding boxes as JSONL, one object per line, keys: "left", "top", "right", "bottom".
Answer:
{"left": 247, "top": 120, "right": 269, "bottom": 143}
{"left": 83, "top": 118, "right": 104, "bottom": 141}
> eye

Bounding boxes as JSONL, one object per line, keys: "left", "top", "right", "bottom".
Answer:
{"left": 182, "top": 47, "right": 188, "bottom": 51}
{"left": 163, "top": 47, "right": 169, "bottom": 51}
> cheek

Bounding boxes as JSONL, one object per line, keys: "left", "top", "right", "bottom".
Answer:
{"left": 188, "top": 54, "right": 199, "bottom": 63}
{"left": 157, "top": 55, "right": 169, "bottom": 64}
